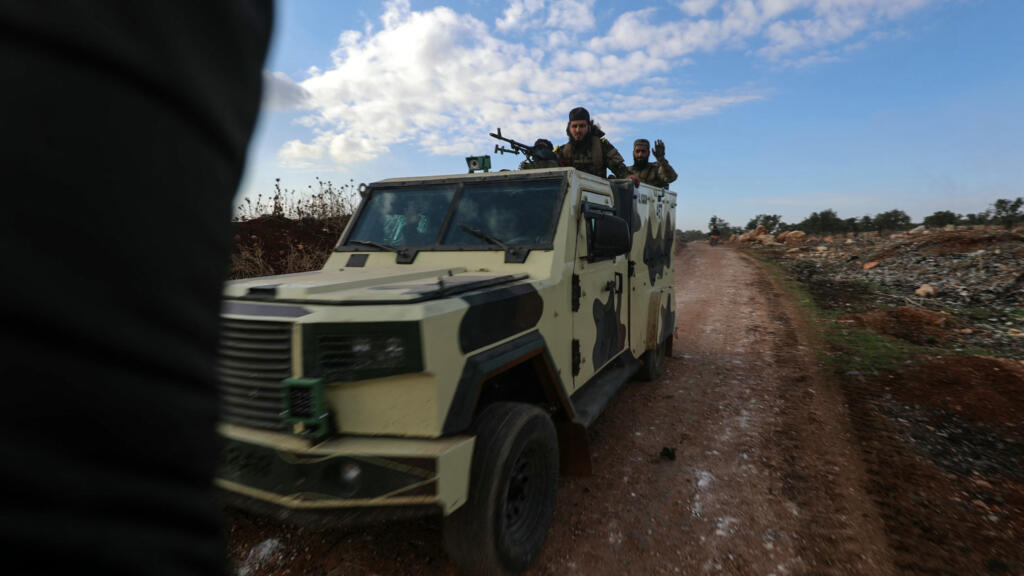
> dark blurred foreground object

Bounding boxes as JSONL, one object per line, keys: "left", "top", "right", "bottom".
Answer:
{"left": 0, "top": 2, "right": 271, "bottom": 574}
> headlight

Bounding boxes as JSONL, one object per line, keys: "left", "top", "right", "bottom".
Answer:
{"left": 351, "top": 337, "right": 373, "bottom": 356}
{"left": 380, "top": 337, "right": 407, "bottom": 367}
{"left": 302, "top": 322, "right": 423, "bottom": 382}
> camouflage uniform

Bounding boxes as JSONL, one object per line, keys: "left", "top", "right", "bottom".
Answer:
{"left": 519, "top": 158, "right": 560, "bottom": 170}
{"left": 518, "top": 138, "right": 560, "bottom": 170}
{"left": 629, "top": 138, "right": 678, "bottom": 188}
{"left": 555, "top": 135, "right": 630, "bottom": 178}
{"left": 629, "top": 158, "right": 677, "bottom": 188}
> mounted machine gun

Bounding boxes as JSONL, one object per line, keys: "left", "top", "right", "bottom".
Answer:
{"left": 489, "top": 128, "right": 558, "bottom": 166}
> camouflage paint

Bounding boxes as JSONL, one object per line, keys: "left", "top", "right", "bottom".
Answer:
{"left": 591, "top": 287, "right": 626, "bottom": 369}
{"left": 458, "top": 284, "right": 543, "bottom": 353}
{"left": 643, "top": 208, "right": 673, "bottom": 285}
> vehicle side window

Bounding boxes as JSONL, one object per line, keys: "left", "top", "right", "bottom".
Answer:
{"left": 582, "top": 203, "right": 619, "bottom": 262}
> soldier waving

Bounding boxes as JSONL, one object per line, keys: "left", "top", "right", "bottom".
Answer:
{"left": 629, "top": 138, "right": 678, "bottom": 188}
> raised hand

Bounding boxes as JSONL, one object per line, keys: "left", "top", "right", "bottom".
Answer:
{"left": 654, "top": 139, "right": 665, "bottom": 159}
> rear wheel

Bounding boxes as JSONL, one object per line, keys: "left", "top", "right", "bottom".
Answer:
{"left": 443, "top": 402, "right": 559, "bottom": 575}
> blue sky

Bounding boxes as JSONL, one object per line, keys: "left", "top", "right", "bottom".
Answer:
{"left": 239, "top": 0, "right": 1024, "bottom": 231}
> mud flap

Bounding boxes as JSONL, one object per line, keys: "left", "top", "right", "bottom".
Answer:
{"left": 556, "top": 421, "right": 592, "bottom": 476}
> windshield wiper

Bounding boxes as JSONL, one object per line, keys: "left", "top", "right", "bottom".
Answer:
{"left": 349, "top": 240, "right": 404, "bottom": 253}
{"left": 458, "top": 224, "right": 508, "bottom": 249}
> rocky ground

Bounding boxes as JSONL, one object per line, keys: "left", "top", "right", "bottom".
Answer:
{"left": 726, "top": 225, "right": 1024, "bottom": 575}
{"left": 732, "top": 225, "right": 1024, "bottom": 360}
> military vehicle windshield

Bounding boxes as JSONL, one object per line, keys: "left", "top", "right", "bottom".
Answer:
{"left": 347, "top": 187, "right": 455, "bottom": 247}
{"left": 345, "top": 178, "right": 563, "bottom": 249}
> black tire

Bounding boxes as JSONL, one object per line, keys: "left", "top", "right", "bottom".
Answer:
{"left": 637, "top": 336, "right": 668, "bottom": 381}
{"left": 443, "top": 402, "right": 559, "bottom": 575}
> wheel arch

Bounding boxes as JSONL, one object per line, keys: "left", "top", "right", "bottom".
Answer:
{"left": 442, "top": 331, "right": 575, "bottom": 436}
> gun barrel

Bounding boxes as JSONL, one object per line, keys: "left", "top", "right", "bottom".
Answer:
{"left": 490, "top": 127, "right": 539, "bottom": 157}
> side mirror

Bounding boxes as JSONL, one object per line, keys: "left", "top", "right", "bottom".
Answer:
{"left": 591, "top": 214, "right": 630, "bottom": 258}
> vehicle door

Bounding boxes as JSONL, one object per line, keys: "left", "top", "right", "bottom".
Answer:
{"left": 571, "top": 188, "right": 631, "bottom": 390}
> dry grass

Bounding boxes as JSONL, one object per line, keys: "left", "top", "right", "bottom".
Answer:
{"left": 234, "top": 178, "right": 358, "bottom": 222}
{"left": 229, "top": 178, "right": 357, "bottom": 279}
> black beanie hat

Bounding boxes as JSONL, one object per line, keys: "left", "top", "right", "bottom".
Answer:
{"left": 569, "top": 107, "right": 590, "bottom": 122}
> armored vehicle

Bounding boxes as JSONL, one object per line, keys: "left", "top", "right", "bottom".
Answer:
{"left": 217, "top": 167, "right": 677, "bottom": 574}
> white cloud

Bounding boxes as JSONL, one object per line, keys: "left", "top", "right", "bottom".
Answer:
{"left": 275, "top": 0, "right": 940, "bottom": 166}
{"left": 780, "top": 50, "right": 843, "bottom": 69}
{"left": 678, "top": 0, "right": 719, "bottom": 17}
{"left": 597, "top": 0, "right": 941, "bottom": 62}
{"left": 547, "top": 30, "right": 571, "bottom": 48}
{"left": 496, "top": 0, "right": 546, "bottom": 31}
{"left": 602, "top": 91, "right": 765, "bottom": 123}
{"left": 279, "top": 138, "right": 325, "bottom": 168}
{"left": 545, "top": 0, "right": 596, "bottom": 29}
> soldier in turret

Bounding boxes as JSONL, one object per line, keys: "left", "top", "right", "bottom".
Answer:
{"left": 518, "top": 139, "right": 559, "bottom": 170}
{"left": 629, "top": 138, "right": 677, "bottom": 188}
{"left": 555, "top": 107, "right": 639, "bottom": 185}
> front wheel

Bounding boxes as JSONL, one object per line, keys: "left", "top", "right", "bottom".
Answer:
{"left": 443, "top": 402, "right": 559, "bottom": 575}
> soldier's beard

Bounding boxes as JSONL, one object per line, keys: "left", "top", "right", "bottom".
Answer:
{"left": 634, "top": 157, "right": 649, "bottom": 168}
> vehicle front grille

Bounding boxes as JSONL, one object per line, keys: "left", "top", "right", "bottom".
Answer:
{"left": 217, "top": 318, "right": 292, "bottom": 431}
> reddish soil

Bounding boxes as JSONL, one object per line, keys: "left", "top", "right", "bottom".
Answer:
{"left": 844, "top": 306, "right": 961, "bottom": 345}
{"left": 889, "top": 355, "right": 1024, "bottom": 430}
{"left": 838, "top": 354, "right": 1024, "bottom": 575}
{"left": 223, "top": 244, "right": 1024, "bottom": 576}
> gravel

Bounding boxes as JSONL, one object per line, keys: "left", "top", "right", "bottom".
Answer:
{"left": 747, "top": 227, "right": 1024, "bottom": 358}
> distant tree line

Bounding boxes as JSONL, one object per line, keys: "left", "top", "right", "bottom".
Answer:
{"left": 920, "top": 197, "right": 1023, "bottom": 229}
{"left": 675, "top": 197, "right": 1021, "bottom": 240}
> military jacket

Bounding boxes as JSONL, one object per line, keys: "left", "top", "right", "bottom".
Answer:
{"left": 554, "top": 136, "right": 630, "bottom": 179}
{"left": 629, "top": 159, "right": 678, "bottom": 188}
{"left": 519, "top": 158, "right": 560, "bottom": 170}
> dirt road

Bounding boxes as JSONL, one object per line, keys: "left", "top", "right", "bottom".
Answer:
{"left": 530, "top": 243, "right": 893, "bottom": 575}
{"left": 227, "top": 244, "right": 895, "bottom": 574}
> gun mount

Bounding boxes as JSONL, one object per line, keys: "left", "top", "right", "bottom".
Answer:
{"left": 489, "top": 128, "right": 557, "bottom": 164}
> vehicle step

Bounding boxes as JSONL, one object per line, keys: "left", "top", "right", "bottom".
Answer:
{"left": 570, "top": 354, "right": 641, "bottom": 428}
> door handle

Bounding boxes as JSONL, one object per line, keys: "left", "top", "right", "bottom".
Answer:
{"left": 604, "top": 273, "right": 625, "bottom": 293}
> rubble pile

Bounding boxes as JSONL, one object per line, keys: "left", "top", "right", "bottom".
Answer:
{"left": 742, "top": 226, "right": 1024, "bottom": 358}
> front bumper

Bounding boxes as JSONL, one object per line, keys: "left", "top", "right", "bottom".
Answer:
{"left": 216, "top": 424, "right": 474, "bottom": 522}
